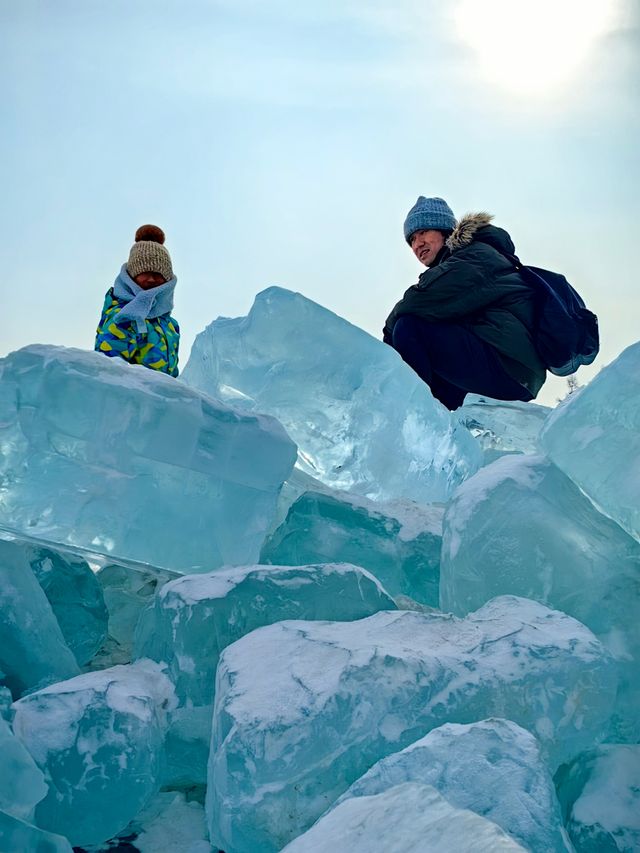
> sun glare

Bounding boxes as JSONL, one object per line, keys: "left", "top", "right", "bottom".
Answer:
{"left": 453, "top": 0, "right": 617, "bottom": 96}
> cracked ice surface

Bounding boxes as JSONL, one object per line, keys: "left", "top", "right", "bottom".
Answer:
{"left": 0, "top": 345, "right": 297, "bottom": 571}
{"left": 207, "top": 596, "right": 616, "bottom": 853}
{"left": 182, "top": 287, "right": 481, "bottom": 503}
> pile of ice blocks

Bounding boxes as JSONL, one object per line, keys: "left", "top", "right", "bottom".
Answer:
{"left": 1, "top": 292, "right": 638, "bottom": 853}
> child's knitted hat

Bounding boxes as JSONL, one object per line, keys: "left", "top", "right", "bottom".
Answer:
{"left": 403, "top": 197, "right": 456, "bottom": 243}
{"left": 127, "top": 225, "right": 174, "bottom": 281}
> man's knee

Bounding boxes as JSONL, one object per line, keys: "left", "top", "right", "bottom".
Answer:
{"left": 391, "top": 315, "right": 425, "bottom": 353}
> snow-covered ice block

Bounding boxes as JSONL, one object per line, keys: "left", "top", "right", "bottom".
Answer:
{"left": 280, "top": 783, "right": 526, "bottom": 852}
{"left": 0, "top": 539, "right": 79, "bottom": 697}
{"left": 0, "top": 527, "right": 108, "bottom": 666}
{"left": 135, "top": 563, "right": 395, "bottom": 709}
{"left": 556, "top": 744, "right": 640, "bottom": 853}
{"left": 337, "top": 719, "right": 570, "bottom": 852}
{"left": 207, "top": 597, "right": 616, "bottom": 853}
{"left": 0, "top": 345, "right": 297, "bottom": 571}
{"left": 458, "top": 394, "right": 550, "bottom": 463}
{"left": 0, "top": 717, "right": 48, "bottom": 821}
{"left": 540, "top": 342, "right": 640, "bottom": 542}
{"left": 260, "top": 490, "right": 443, "bottom": 606}
{"left": 12, "top": 660, "right": 176, "bottom": 847}
{"left": 0, "top": 810, "right": 73, "bottom": 853}
{"left": 182, "top": 287, "right": 481, "bottom": 503}
{"left": 440, "top": 454, "right": 640, "bottom": 741}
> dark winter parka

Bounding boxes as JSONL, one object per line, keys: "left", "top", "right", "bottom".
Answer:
{"left": 384, "top": 213, "right": 546, "bottom": 396}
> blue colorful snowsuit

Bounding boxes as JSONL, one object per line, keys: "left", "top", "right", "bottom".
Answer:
{"left": 95, "top": 289, "right": 180, "bottom": 377}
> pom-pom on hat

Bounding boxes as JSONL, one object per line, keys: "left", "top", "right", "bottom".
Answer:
{"left": 403, "top": 197, "right": 457, "bottom": 243}
{"left": 127, "top": 224, "right": 174, "bottom": 282}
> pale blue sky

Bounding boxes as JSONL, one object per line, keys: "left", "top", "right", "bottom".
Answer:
{"left": 2, "top": 0, "right": 638, "bottom": 405}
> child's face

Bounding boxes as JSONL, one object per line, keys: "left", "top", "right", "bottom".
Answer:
{"left": 134, "top": 271, "right": 166, "bottom": 290}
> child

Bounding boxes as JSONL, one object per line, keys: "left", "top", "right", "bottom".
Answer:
{"left": 95, "top": 224, "right": 180, "bottom": 376}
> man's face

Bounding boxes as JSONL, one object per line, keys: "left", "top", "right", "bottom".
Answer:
{"left": 409, "top": 229, "right": 445, "bottom": 267}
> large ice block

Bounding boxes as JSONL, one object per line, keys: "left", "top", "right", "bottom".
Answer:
{"left": 260, "top": 490, "right": 443, "bottom": 606}
{"left": 182, "top": 287, "right": 481, "bottom": 503}
{"left": 135, "top": 563, "right": 395, "bottom": 709}
{"left": 0, "top": 345, "right": 297, "bottom": 571}
{"left": 12, "top": 660, "right": 176, "bottom": 847}
{"left": 0, "top": 810, "right": 73, "bottom": 853}
{"left": 540, "top": 342, "right": 640, "bottom": 541}
{"left": 555, "top": 744, "right": 640, "bottom": 853}
{"left": 280, "top": 783, "right": 526, "bottom": 852}
{"left": 0, "top": 539, "right": 79, "bottom": 696}
{"left": 337, "top": 719, "right": 570, "bottom": 852}
{"left": 0, "top": 527, "right": 108, "bottom": 666}
{"left": 440, "top": 454, "right": 640, "bottom": 741}
{"left": 458, "top": 394, "right": 550, "bottom": 463}
{"left": 0, "top": 717, "right": 48, "bottom": 821}
{"left": 207, "top": 597, "right": 616, "bottom": 853}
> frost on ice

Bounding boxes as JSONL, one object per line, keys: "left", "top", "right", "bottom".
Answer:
{"left": 280, "top": 783, "right": 527, "bottom": 853}
{"left": 207, "top": 597, "right": 616, "bottom": 852}
{"left": 556, "top": 744, "right": 640, "bottom": 853}
{"left": 336, "top": 719, "right": 571, "bottom": 852}
{"left": 135, "top": 562, "right": 395, "bottom": 710}
{"left": 11, "top": 660, "right": 176, "bottom": 847}
{"left": 0, "top": 301, "right": 637, "bottom": 853}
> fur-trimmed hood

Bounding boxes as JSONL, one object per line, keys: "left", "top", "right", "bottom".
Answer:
{"left": 446, "top": 213, "right": 493, "bottom": 251}
{"left": 445, "top": 212, "right": 516, "bottom": 257}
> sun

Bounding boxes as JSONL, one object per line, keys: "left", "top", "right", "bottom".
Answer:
{"left": 453, "top": 0, "right": 618, "bottom": 96}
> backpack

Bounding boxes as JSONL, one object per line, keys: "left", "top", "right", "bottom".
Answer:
{"left": 506, "top": 253, "right": 600, "bottom": 377}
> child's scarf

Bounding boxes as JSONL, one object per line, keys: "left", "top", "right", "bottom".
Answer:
{"left": 112, "top": 265, "right": 177, "bottom": 334}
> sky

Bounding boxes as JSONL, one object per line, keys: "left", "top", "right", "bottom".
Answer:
{"left": 1, "top": 0, "right": 638, "bottom": 406}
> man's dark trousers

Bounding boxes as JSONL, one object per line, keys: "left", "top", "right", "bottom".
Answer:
{"left": 391, "top": 315, "right": 532, "bottom": 411}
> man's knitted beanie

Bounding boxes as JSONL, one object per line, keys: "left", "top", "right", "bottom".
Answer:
{"left": 403, "top": 197, "right": 457, "bottom": 243}
{"left": 127, "top": 225, "right": 174, "bottom": 281}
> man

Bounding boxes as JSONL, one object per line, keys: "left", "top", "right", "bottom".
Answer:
{"left": 383, "top": 196, "right": 546, "bottom": 410}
